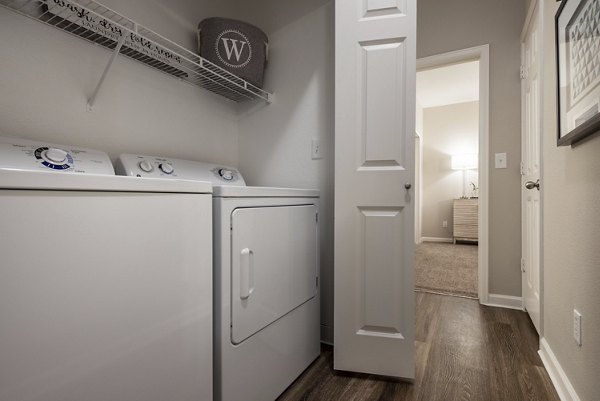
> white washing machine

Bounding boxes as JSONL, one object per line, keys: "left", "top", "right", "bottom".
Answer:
{"left": 116, "top": 154, "right": 321, "bottom": 401}
{"left": 0, "top": 137, "right": 213, "bottom": 401}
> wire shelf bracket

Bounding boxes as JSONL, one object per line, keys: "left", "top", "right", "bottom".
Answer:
{"left": 1, "top": 0, "right": 273, "bottom": 107}
{"left": 87, "top": 33, "right": 125, "bottom": 111}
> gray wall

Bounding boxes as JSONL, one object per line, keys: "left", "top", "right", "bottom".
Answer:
{"left": 541, "top": 1, "right": 600, "bottom": 400}
{"left": 418, "top": 0, "right": 526, "bottom": 296}
{"left": 422, "top": 102, "right": 479, "bottom": 239}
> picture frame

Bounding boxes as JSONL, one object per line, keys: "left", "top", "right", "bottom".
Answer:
{"left": 555, "top": 0, "right": 600, "bottom": 146}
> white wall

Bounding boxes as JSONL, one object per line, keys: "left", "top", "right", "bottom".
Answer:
{"left": 422, "top": 102, "right": 479, "bottom": 239}
{"left": 418, "top": 0, "right": 526, "bottom": 296}
{"left": 0, "top": 0, "right": 240, "bottom": 166}
{"left": 231, "top": 0, "right": 335, "bottom": 343}
{"left": 540, "top": 1, "right": 600, "bottom": 400}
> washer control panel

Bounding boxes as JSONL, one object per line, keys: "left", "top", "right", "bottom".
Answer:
{"left": 0, "top": 137, "right": 114, "bottom": 175}
{"left": 115, "top": 154, "right": 246, "bottom": 186}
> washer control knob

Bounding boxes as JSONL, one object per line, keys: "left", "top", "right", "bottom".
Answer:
{"left": 159, "top": 163, "right": 174, "bottom": 175}
{"left": 45, "top": 148, "right": 68, "bottom": 164}
{"left": 219, "top": 169, "right": 234, "bottom": 181}
{"left": 138, "top": 160, "right": 154, "bottom": 173}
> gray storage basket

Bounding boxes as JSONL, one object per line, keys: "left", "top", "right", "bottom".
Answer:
{"left": 198, "top": 18, "right": 268, "bottom": 89}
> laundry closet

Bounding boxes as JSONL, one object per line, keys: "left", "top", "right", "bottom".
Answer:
{"left": 0, "top": 0, "right": 334, "bottom": 400}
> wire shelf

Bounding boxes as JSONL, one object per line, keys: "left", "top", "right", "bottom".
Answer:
{"left": 1, "top": 0, "right": 272, "bottom": 103}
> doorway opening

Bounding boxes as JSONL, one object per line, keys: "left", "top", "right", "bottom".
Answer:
{"left": 415, "top": 46, "right": 490, "bottom": 301}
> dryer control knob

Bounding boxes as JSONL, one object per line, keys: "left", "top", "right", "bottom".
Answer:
{"left": 138, "top": 160, "right": 154, "bottom": 173}
{"left": 45, "top": 148, "right": 68, "bottom": 164}
{"left": 159, "top": 163, "right": 174, "bottom": 174}
{"left": 219, "top": 169, "right": 234, "bottom": 180}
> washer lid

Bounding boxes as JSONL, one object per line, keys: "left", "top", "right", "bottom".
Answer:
{"left": 0, "top": 170, "right": 212, "bottom": 193}
{"left": 213, "top": 185, "right": 319, "bottom": 198}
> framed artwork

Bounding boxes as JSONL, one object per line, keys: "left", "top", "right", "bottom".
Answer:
{"left": 555, "top": 0, "right": 600, "bottom": 146}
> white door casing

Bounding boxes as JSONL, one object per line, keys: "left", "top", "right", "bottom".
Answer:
{"left": 415, "top": 132, "right": 422, "bottom": 244}
{"left": 521, "top": 0, "right": 542, "bottom": 334}
{"left": 416, "top": 45, "right": 490, "bottom": 303}
{"left": 334, "top": 0, "right": 416, "bottom": 378}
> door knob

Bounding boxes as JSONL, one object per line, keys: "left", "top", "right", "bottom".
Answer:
{"left": 405, "top": 183, "right": 412, "bottom": 190}
{"left": 525, "top": 179, "right": 540, "bottom": 191}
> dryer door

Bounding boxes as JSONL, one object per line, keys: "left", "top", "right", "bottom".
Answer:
{"left": 231, "top": 204, "right": 318, "bottom": 344}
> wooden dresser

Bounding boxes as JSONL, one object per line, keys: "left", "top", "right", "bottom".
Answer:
{"left": 453, "top": 198, "right": 478, "bottom": 243}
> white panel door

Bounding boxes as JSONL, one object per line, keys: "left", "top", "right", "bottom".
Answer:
{"left": 521, "top": 1, "right": 541, "bottom": 334}
{"left": 230, "top": 205, "right": 318, "bottom": 344}
{"left": 334, "top": 0, "right": 416, "bottom": 378}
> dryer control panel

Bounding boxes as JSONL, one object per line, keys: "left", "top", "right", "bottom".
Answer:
{"left": 0, "top": 137, "right": 114, "bottom": 175}
{"left": 115, "top": 153, "right": 246, "bottom": 186}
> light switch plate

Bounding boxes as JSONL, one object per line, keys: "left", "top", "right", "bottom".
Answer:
{"left": 495, "top": 153, "right": 507, "bottom": 169}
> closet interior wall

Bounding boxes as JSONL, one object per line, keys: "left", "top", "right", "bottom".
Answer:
{"left": 231, "top": 0, "right": 335, "bottom": 344}
{"left": 0, "top": 0, "right": 336, "bottom": 342}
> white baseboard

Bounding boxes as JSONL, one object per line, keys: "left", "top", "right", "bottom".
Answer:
{"left": 421, "top": 237, "right": 453, "bottom": 243}
{"left": 482, "top": 293, "right": 524, "bottom": 310}
{"left": 320, "top": 324, "right": 333, "bottom": 345}
{"left": 538, "top": 338, "right": 581, "bottom": 401}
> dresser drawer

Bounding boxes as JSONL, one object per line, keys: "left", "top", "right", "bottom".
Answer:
{"left": 453, "top": 199, "right": 479, "bottom": 242}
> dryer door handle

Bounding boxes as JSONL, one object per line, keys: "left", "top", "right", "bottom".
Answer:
{"left": 240, "top": 248, "right": 254, "bottom": 300}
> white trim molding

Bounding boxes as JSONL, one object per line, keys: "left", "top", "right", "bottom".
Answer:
{"left": 417, "top": 44, "right": 490, "bottom": 304}
{"left": 521, "top": 0, "right": 539, "bottom": 42}
{"left": 539, "top": 338, "right": 581, "bottom": 401}
{"left": 420, "top": 237, "right": 453, "bottom": 243}
{"left": 483, "top": 294, "right": 524, "bottom": 310}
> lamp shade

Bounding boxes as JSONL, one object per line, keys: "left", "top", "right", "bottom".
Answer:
{"left": 451, "top": 153, "right": 478, "bottom": 170}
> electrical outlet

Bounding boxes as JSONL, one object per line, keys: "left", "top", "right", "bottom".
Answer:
{"left": 574, "top": 310, "right": 582, "bottom": 346}
{"left": 442, "top": 220, "right": 448, "bottom": 228}
{"left": 311, "top": 139, "right": 322, "bottom": 160}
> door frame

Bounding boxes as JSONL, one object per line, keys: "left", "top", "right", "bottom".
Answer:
{"left": 415, "top": 130, "right": 423, "bottom": 244}
{"left": 416, "top": 45, "right": 490, "bottom": 302}
{"left": 520, "top": 0, "right": 544, "bottom": 335}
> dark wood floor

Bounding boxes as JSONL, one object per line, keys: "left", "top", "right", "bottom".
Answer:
{"left": 277, "top": 292, "right": 560, "bottom": 401}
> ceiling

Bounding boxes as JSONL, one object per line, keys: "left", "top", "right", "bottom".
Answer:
{"left": 417, "top": 60, "right": 479, "bottom": 108}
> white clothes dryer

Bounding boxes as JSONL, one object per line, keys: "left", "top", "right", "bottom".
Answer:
{"left": 0, "top": 138, "right": 214, "bottom": 401}
{"left": 116, "top": 154, "right": 321, "bottom": 401}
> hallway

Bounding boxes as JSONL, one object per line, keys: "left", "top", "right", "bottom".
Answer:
{"left": 278, "top": 293, "right": 560, "bottom": 401}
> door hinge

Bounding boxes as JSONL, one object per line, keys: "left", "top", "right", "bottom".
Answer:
{"left": 316, "top": 276, "right": 319, "bottom": 288}
{"left": 521, "top": 258, "right": 526, "bottom": 273}
{"left": 316, "top": 212, "right": 319, "bottom": 224}
{"left": 520, "top": 65, "right": 528, "bottom": 80}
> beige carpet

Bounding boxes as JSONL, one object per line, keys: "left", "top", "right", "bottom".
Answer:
{"left": 415, "top": 242, "right": 478, "bottom": 298}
